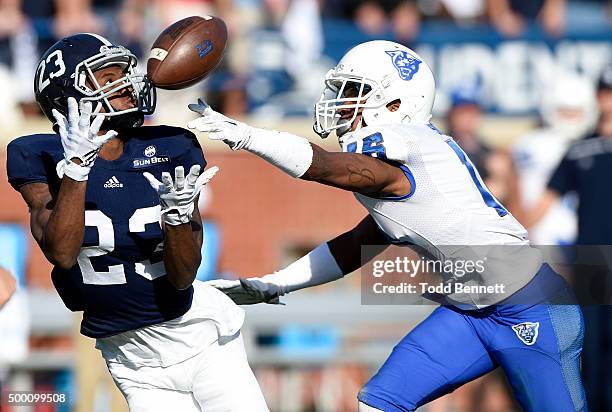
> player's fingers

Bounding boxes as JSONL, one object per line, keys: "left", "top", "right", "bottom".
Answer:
{"left": 195, "top": 166, "right": 219, "bottom": 187}
{"left": 161, "top": 172, "right": 174, "bottom": 192}
{"left": 186, "top": 164, "right": 201, "bottom": 187}
{"left": 174, "top": 166, "right": 185, "bottom": 191}
{"left": 204, "top": 279, "right": 240, "bottom": 290}
{"left": 67, "top": 97, "right": 79, "bottom": 128}
{"left": 208, "top": 131, "right": 228, "bottom": 141}
{"left": 52, "top": 109, "right": 68, "bottom": 134}
{"left": 142, "top": 172, "right": 163, "bottom": 191}
{"left": 187, "top": 98, "right": 213, "bottom": 115}
{"left": 187, "top": 118, "right": 217, "bottom": 132}
{"left": 79, "top": 100, "right": 92, "bottom": 128}
{"left": 96, "top": 130, "right": 118, "bottom": 146}
{"left": 89, "top": 114, "right": 105, "bottom": 136}
{"left": 51, "top": 108, "right": 65, "bottom": 124}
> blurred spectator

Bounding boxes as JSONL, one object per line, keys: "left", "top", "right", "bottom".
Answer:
{"left": 447, "top": 83, "right": 489, "bottom": 177}
{"left": 0, "top": 267, "right": 16, "bottom": 309}
{"left": 487, "top": 0, "right": 565, "bottom": 37}
{"left": 0, "top": 0, "right": 34, "bottom": 119}
{"left": 528, "top": 65, "right": 612, "bottom": 411}
{"left": 53, "top": 0, "right": 102, "bottom": 39}
{"left": 0, "top": 0, "right": 27, "bottom": 41}
{"left": 325, "top": 0, "right": 421, "bottom": 44}
{"left": 240, "top": 0, "right": 329, "bottom": 118}
{"left": 597, "top": 63, "right": 612, "bottom": 118}
{"left": 419, "top": 0, "right": 486, "bottom": 25}
{"left": 446, "top": 81, "right": 521, "bottom": 215}
{"left": 153, "top": 0, "right": 235, "bottom": 31}
{"left": 514, "top": 70, "right": 598, "bottom": 245}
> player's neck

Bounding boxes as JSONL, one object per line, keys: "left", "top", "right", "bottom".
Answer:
{"left": 99, "top": 136, "right": 125, "bottom": 161}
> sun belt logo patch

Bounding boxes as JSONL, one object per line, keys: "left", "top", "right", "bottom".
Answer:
{"left": 512, "top": 322, "right": 540, "bottom": 345}
{"left": 385, "top": 50, "right": 421, "bottom": 81}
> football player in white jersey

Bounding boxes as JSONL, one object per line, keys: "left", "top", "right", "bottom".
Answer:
{"left": 188, "top": 41, "right": 586, "bottom": 411}
{"left": 513, "top": 70, "right": 598, "bottom": 245}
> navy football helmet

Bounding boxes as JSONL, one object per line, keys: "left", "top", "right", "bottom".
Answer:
{"left": 34, "top": 33, "right": 156, "bottom": 130}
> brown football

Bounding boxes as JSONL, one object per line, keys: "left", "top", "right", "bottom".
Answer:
{"left": 147, "top": 16, "right": 227, "bottom": 90}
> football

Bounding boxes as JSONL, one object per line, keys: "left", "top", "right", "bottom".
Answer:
{"left": 147, "top": 15, "right": 228, "bottom": 90}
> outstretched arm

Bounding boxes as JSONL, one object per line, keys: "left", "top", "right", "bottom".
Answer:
{"left": 207, "top": 215, "right": 389, "bottom": 304}
{"left": 302, "top": 144, "right": 411, "bottom": 198}
{"left": 187, "top": 100, "right": 411, "bottom": 198}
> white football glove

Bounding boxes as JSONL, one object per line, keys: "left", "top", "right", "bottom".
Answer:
{"left": 187, "top": 98, "right": 252, "bottom": 150}
{"left": 143, "top": 165, "right": 219, "bottom": 226}
{"left": 205, "top": 277, "right": 283, "bottom": 305}
{"left": 52, "top": 97, "right": 117, "bottom": 181}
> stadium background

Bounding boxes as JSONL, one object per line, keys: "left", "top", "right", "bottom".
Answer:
{"left": 0, "top": 0, "right": 610, "bottom": 411}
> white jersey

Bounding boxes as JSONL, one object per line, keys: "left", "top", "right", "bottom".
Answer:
{"left": 513, "top": 128, "right": 577, "bottom": 245}
{"left": 340, "top": 123, "right": 542, "bottom": 308}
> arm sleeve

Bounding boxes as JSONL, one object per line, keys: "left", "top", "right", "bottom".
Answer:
{"left": 260, "top": 242, "right": 344, "bottom": 294}
{"left": 548, "top": 154, "right": 576, "bottom": 195}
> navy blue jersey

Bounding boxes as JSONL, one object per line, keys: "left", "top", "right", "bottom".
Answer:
{"left": 548, "top": 137, "right": 612, "bottom": 244}
{"left": 7, "top": 126, "right": 206, "bottom": 338}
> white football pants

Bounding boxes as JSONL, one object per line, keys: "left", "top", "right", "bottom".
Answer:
{"left": 106, "top": 332, "right": 269, "bottom": 412}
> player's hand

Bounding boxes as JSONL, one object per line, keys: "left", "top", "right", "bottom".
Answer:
{"left": 205, "top": 278, "right": 283, "bottom": 305}
{"left": 52, "top": 97, "right": 117, "bottom": 181}
{"left": 143, "top": 165, "right": 219, "bottom": 226}
{"left": 187, "top": 98, "right": 252, "bottom": 150}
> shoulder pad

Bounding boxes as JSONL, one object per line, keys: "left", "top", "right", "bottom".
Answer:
{"left": 6, "top": 134, "right": 63, "bottom": 191}
{"left": 340, "top": 124, "right": 429, "bottom": 163}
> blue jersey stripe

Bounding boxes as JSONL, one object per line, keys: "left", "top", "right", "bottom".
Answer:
{"left": 446, "top": 139, "right": 508, "bottom": 217}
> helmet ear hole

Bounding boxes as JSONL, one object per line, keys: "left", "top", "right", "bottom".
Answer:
{"left": 386, "top": 99, "right": 401, "bottom": 112}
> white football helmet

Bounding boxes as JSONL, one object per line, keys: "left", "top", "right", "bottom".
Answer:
{"left": 540, "top": 70, "right": 598, "bottom": 141}
{"left": 314, "top": 40, "right": 435, "bottom": 138}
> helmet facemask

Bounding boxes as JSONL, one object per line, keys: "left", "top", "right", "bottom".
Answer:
{"left": 74, "top": 45, "right": 156, "bottom": 122}
{"left": 314, "top": 73, "right": 380, "bottom": 138}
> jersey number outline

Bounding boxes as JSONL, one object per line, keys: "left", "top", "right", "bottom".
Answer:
{"left": 446, "top": 139, "right": 508, "bottom": 217}
{"left": 347, "top": 132, "right": 387, "bottom": 159}
{"left": 78, "top": 206, "right": 164, "bottom": 285}
{"left": 37, "top": 50, "right": 66, "bottom": 92}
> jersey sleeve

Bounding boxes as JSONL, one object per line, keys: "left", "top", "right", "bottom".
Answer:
{"left": 548, "top": 153, "right": 577, "bottom": 195}
{"left": 6, "top": 136, "right": 55, "bottom": 191}
{"left": 345, "top": 126, "right": 415, "bottom": 200}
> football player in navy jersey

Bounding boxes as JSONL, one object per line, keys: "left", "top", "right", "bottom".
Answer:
{"left": 6, "top": 33, "right": 268, "bottom": 412}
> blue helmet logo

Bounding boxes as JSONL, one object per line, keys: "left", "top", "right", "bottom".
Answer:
{"left": 385, "top": 50, "right": 421, "bottom": 81}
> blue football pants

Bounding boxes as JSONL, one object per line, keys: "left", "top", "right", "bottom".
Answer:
{"left": 358, "top": 265, "right": 587, "bottom": 412}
